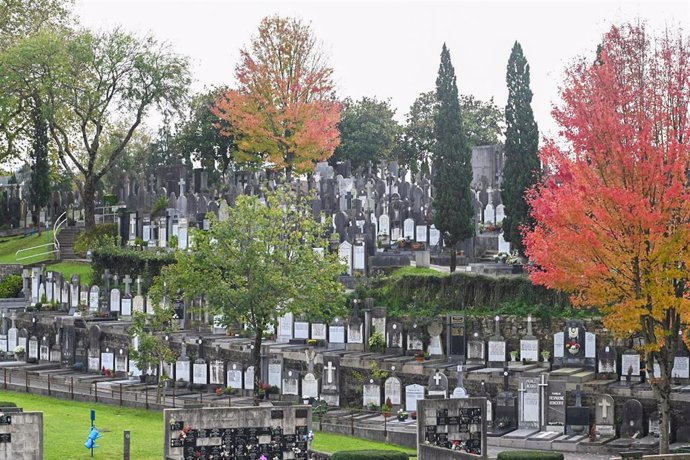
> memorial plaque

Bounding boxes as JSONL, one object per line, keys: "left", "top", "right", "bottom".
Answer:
{"left": 302, "top": 373, "right": 318, "bottom": 399}
{"left": 553, "top": 332, "right": 564, "bottom": 358}
{"left": 268, "top": 358, "right": 282, "bottom": 389}
{"left": 621, "top": 352, "right": 641, "bottom": 376}
{"left": 115, "top": 354, "right": 127, "bottom": 373}
{"left": 294, "top": 322, "right": 309, "bottom": 340}
{"left": 121, "top": 297, "right": 132, "bottom": 316}
{"left": 329, "top": 325, "right": 345, "bottom": 344}
{"left": 673, "top": 356, "right": 690, "bottom": 379}
{"left": 520, "top": 339, "right": 539, "bottom": 362}
{"left": 519, "top": 376, "right": 540, "bottom": 429}
{"left": 384, "top": 377, "right": 402, "bottom": 406}
{"left": 405, "top": 384, "right": 425, "bottom": 412}
{"left": 176, "top": 359, "right": 190, "bottom": 382}
{"left": 28, "top": 339, "right": 38, "bottom": 360}
{"left": 100, "top": 351, "right": 114, "bottom": 371}
{"left": 244, "top": 366, "right": 255, "bottom": 390}
{"left": 227, "top": 363, "right": 243, "bottom": 389}
{"left": 193, "top": 361, "right": 208, "bottom": 385}
{"left": 547, "top": 380, "right": 566, "bottom": 428}
{"left": 311, "top": 323, "right": 327, "bottom": 341}
{"left": 347, "top": 320, "right": 363, "bottom": 344}
{"left": 363, "top": 379, "right": 381, "bottom": 406}
{"left": 488, "top": 340, "right": 506, "bottom": 363}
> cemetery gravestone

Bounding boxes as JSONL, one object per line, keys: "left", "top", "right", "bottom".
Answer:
{"left": 227, "top": 363, "right": 243, "bottom": 390}
{"left": 467, "top": 332, "right": 485, "bottom": 365}
{"left": 282, "top": 371, "right": 299, "bottom": 397}
{"left": 302, "top": 373, "right": 318, "bottom": 400}
{"left": 621, "top": 350, "right": 641, "bottom": 383}
{"left": 268, "top": 357, "right": 283, "bottom": 390}
{"left": 447, "top": 314, "right": 466, "bottom": 361}
{"left": 597, "top": 346, "right": 618, "bottom": 378}
{"left": 595, "top": 394, "right": 616, "bottom": 439}
{"left": 620, "top": 399, "right": 644, "bottom": 438}
{"left": 487, "top": 316, "right": 506, "bottom": 367}
{"left": 494, "top": 370, "right": 518, "bottom": 434}
{"left": 384, "top": 377, "right": 402, "bottom": 406}
{"left": 193, "top": 359, "right": 208, "bottom": 386}
{"left": 428, "top": 370, "right": 449, "bottom": 398}
{"left": 565, "top": 386, "right": 589, "bottom": 436}
{"left": 520, "top": 315, "right": 539, "bottom": 362}
{"left": 405, "top": 384, "right": 425, "bottom": 412}
{"left": 518, "top": 376, "right": 540, "bottom": 430}
{"left": 244, "top": 366, "right": 255, "bottom": 391}
{"left": 427, "top": 322, "right": 443, "bottom": 356}
{"left": 363, "top": 379, "right": 381, "bottom": 407}
{"left": 320, "top": 357, "right": 340, "bottom": 406}
{"left": 546, "top": 380, "right": 566, "bottom": 432}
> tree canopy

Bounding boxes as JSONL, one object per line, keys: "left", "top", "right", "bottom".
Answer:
{"left": 213, "top": 16, "right": 341, "bottom": 179}
{"left": 330, "top": 96, "right": 400, "bottom": 173}
{"left": 0, "top": 28, "right": 191, "bottom": 228}
{"left": 431, "top": 44, "right": 475, "bottom": 272}
{"left": 154, "top": 188, "right": 346, "bottom": 396}
{"left": 501, "top": 41, "right": 540, "bottom": 255}
{"left": 524, "top": 24, "right": 690, "bottom": 453}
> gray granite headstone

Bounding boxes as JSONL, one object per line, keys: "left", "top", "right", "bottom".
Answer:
{"left": 428, "top": 370, "right": 448, "bottom": 397}
{"left": 595, "top": 394, "right": 616, "bottom": 438}
{"left": 620, "top": 399, "right": 644, "bottom": 438}
{"left": 546, "top": 380, "right": 566, "bottom": 431}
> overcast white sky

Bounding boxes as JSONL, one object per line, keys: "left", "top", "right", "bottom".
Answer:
{"left": 75, "top": 0, "right": 689, "bottom": 138}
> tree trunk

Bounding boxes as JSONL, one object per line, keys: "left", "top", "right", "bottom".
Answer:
{"left": 449, "top": 246, "right": 457, "bottom": 272}
{"left": 252, "top": 333, "right": 262, "bottom": 406}
{"left": 651, "top": 366, "right": 672, "bottom": 453}
{"left": 156, "top": 361, "right": 162, "bottom": 405}
{"left": 83, "top": 177, "right": 96, "bottom": 230}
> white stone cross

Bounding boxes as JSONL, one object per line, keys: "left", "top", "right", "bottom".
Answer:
{"left": 433, "top": 372, "right": 442, "bottom": 386}
{"left": 325, "top": 361, "right": 335, "bottom": 384}
{"left": 539, "top": 374, "right": 548, "bottom": 427}
{"left": 518, "top": 381, "right": 526, "bottom": 422}
{"left": 599, "top": 397, "right": 611, "bottom": 420}
{"left": 123, "top": 275, "right": 132, "bottom": 296}
{"left": 178, "top": 177, "right": 185, "bottom": 196}
{"left": 136, "top": 275, "right": 143, "bottom": 296}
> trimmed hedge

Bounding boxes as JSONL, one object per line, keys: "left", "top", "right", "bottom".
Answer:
{"left": 497, "top": 451, "right": 564, "bottom": 460}
{"left": 332, "top": 451, "right": 408, "bottom": 460}
{"left": 0, "top": 401, "right": 17, "bottom": 407}
{"left": 0, "top": 274, "right": 22, "bottom": 298}
{"left": 91, "top": 246, "right": 176, "bottom": 290}
{"left": 356, "top": 270, "right": 570, "bottom": 317}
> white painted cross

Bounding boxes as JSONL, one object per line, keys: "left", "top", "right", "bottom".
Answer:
{"left": 518, "top": 381, "right": 527, "bottom": 422}
{"left": 433, "top": 372, "right": 442, "bottom": 386}
{"left": 539, "top": 374, "right": 548, "bottom": 428}
{"left": 325, "top": 361, "right": 335, "bottom": 384}
{"left": 178, "top": 178, "right": 185, "bottom": 196}
{"left": 123, "top": 275, "right": 132, "bottom": 296}
{"left": 599, "top": 397, "right": 611, "bottom": 420}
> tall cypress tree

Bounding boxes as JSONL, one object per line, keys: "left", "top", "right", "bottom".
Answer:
{"left": 432, "top": 44, "right": 474, "bottom": 272}
{"left": 30, "top": 95, "right": 50, "bottom": 231}
{"left": 501, "top": 41, "right": 540, "bottom": 256}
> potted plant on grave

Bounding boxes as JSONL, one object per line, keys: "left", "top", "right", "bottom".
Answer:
{"left": 397, "top": 409, "right": 409, "bottom": 422}
{"left": 307, "top": 339, "right": 317, "bottom": 347}
{"left": 565, "top": 340, "right": 581, "bottom": 355}
{"left": 14, "top": 346, "right": 25, "bottom": 360}
{"left": 414, "top": 350, "right": 425, "bottom": 362}
{"left": 510, "top": 350, "right": 519, "bottom": 362}
{"left": 541, "top": 350, "right": 551, "bottom": 363}
{"left": 368, "top": 331, "right": 385, "bottom": 353}
{"left": 496, "top": 416, "right": 511, "bottom": 429}
{"left": 381, "top": 398, "right": 393, "bottom": 418}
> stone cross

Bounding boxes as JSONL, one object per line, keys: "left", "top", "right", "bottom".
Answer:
{"left": 325, "top": 361, "right": 335, "bottom": 384}
{"left": 433, "top": 371, "right": 442, "bottom": 386}
{"left": 305, "top": 348, "right": 316, "bottom": 373}
{"left": 136, "top": 276, "right": 143, "bottom": 296}
{"left": 112, "top": 274, "right": 119, "bottom": 288}
{"left": 178, "top": 178, "right": 185, "bottom": 196}
{"left": 480, "top": 380, "right": 486, "bottom": 396}
{"left": 599, "top": 397, "right": 611, "bottom": 419}
{"left": 494, "top": 315, "right": 501, "bottom": 337}
{"left": 503, "top": 368, "right": 510, "bottom": 389}
{"left": 574, "top": 384, "right": 582, "bottom": 407}
{"left": 123, "top": 275, "right": 132, "bottom": 296}
{"left": 539, "top": 374, "right": 548, "bottom": 427}
{"left": 518, "top": 381, "right": 527, "bottom": 421}
{"left": 527, "top": 314, "right": 533, "bottom": 336}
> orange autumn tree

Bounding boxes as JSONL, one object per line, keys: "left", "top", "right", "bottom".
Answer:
{"left": 525, "top": 24, "right": 690, "bottom": 453}
{"left": 213, "top": 16, "right": 341, "bottom": 179}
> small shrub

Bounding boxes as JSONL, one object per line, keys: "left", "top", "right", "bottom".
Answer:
{"left": 74, "top": 223, "right": 118, "bottom": 256}
{"left": 0, "top": 275, "right": 22, "bottom": 298}
{"left": 497, "top": 451, "right": 564, "bottom": 460}
{"left": 151, "top": 196, "right": 168, "bottom": 217}
{"left": 332, "top": 450, "right": 408, "bottom": 460}
{"left": 368, "top": 331, "right": 385, "bottom": 352}
{"left": 0, "top": 401, "right": 17, "bottom": 408}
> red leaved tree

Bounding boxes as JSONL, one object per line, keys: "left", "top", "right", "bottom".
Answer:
{"left": 524, "top": 24, "right": 690, "bottom": 453}
{"left": 213, "top": 16, "right": 341, "bottom": 180}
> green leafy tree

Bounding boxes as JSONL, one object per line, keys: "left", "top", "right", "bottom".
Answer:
{"left": 431, "top": 44, "right": 474, "bottom": 272}
{"left": 329, "top": 96, "right": 400, "bottom": 173}
{"left": 0, "top": 0, "right": 73, "bottom": 165}
{"left": 460, "top": 95, "right": 503, "bottom": 148}
{"left": 29, "top": 96, "right": 49, "bottom": 230}
{"left": 129, "top": 304, "right": 178, "bottom": 404}
{"left": 1, "top": 28, "right": 191, "bottom": 229}
{"left": 172, "top": 86, "right": 237, "bottom": 186}
{"left": 154, "top": 188, "right": 346, "bottom": 401}
{"left": 500, "top": 41, "right": 540, "bottom": 256}
{"left": 400, "top": 91, "right": 503, "bottom": 174}
{"left": 399, "top": 91, "right": 436, "bottom": 175}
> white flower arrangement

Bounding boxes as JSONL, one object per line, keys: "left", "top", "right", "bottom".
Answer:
{"left": 14, "top": 346, "right": 25, "bottom": 354}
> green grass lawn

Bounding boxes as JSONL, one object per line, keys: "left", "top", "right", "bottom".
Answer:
{"left": 312, "top": 432, "right": 416, "bottom": 456}
{"left": 0, "top": 390, "right": 162, "bottom": 459}
{"left": 0, "top": 391, "right": 417, "bottom": 459}
{"left": 47, "top": 261, "right": 93, "bottom": 285}
{"left": 0, "top": 231, "right": 55, "bottom": 264}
